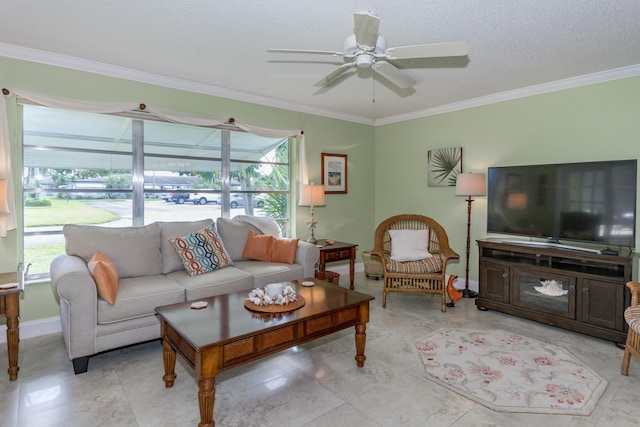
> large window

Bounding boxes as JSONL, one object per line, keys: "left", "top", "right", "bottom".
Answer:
{"left": 22, "top": 104, "right": 291, "bottom": 280}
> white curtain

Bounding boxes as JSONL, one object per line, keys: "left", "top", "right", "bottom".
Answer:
{"left": 1, "top": 88, "right": 309, "bottom": 236}
{"left": 0, "top": 92, "right": 17, "bottom": 237}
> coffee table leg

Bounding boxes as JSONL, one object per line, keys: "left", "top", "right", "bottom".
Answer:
{"left": 162, "top": 338, "right": 176, "bottom": 387}
{"left": 198, "top": 377, "right": 215, "bottom": 427}
{"left": 354, "top": 322, "right": 367, "bottom": 367}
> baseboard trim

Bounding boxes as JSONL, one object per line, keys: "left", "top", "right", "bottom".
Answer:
{"left": 1, "top": 268, "right": 478, "bottom": 343}
{"left": 0, "top": 316, "right": 61, "bottom": 344}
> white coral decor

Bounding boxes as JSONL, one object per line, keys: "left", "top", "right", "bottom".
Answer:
{"left": 247, "top": 285, "right": 297, "bottom": 306}
{"left": 534, "top": 279, "right": 568, "bottom": 296}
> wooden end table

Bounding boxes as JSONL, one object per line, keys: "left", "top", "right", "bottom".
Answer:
{"left": 1, "top": 271, "right": 23, "bottom": 381}
{"left": 317, "top": 240, "right": 358, "bottom": 290}
{"left": 156, "top": 279, "right": 374, "bottom": 427}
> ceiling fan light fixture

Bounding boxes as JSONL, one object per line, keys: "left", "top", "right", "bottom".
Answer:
{"left": 269, "top": 11, "right": 468, "bottom": 91}
{"left": 356, "top": 54, "right": 373, "bottom": 68}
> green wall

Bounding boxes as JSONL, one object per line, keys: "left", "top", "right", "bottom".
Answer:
{"left": 1, "top": 55, "right": 639, "bottom": 324}
{"left": 0, "top": 57, "right": 374, "bottom": 322}
{"left": 374, "top": 76, "right": 640, "bottom": 283}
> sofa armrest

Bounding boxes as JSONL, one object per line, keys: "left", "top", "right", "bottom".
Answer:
{"left": 295, "top": 240, "right": 320, "bottom": 279}
{"left": 50, "top": 254, "right": 99, "bottom": 360}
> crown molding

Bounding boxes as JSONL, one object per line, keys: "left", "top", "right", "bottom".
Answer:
{"left": 2, "top": 43, "right": 638, "bottom": 128}
{"left": 375, "top": 64, "right": 640, "bottom": 126}
{"left": 0, "top": 43, "right": 375, "bottom": 126}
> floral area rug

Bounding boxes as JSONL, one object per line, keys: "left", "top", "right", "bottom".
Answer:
{"left": 413, "top": 328, "right": 607, "bottom": 415}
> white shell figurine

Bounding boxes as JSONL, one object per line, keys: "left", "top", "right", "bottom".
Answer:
{"left": 247, "top": 285, "right": 297, "bottom": 306}
{"left": 534, "top": 280, "right": 568, "bottom": 296}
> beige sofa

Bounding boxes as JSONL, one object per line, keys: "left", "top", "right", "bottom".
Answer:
{"left": 49, "top": 216, "right": 319, "bottom": 374}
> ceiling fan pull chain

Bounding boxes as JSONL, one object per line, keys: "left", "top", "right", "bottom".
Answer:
{"left": 371, "top": 67, "right": 376, "bottom": 103}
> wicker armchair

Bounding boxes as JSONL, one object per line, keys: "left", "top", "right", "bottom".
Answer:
{"left": 622, "top": 281, "right": 640, "bottom": 375}
{"left": 371, "top": 214, "right": 459, "bottom": 312}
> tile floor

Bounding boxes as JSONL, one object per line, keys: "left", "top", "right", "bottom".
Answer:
{"left": 2, "top": 272, "right": 640, "bottom": 426}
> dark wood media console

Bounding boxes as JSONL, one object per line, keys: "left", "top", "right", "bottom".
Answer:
{"left": 476, "top": 239, "right": 634, "bottom": 344}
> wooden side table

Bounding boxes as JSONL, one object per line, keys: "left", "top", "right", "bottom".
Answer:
{"left": 317, "top": 240, "right": 358, "bottom": 290}
{"left": 1, "top": 271, "right": 23, "bottom": 381}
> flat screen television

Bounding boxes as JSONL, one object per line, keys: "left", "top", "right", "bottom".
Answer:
{"left": 487, "top": 159, "right": 637, "bottom": 249}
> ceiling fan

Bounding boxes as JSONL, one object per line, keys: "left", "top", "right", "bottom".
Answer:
{"left": 268, "top": 11, "right": 469, "bottom": 90}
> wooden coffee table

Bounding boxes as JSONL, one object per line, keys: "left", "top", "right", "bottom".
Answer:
{"left": 155, "top": 279, "right": 374, "bottom": 427}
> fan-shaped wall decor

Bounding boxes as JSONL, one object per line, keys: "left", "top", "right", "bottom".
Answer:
{"left": 428, "top": 147, "right": 462, "bottom": 187}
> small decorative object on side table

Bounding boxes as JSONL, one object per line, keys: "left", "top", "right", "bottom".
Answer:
{"left": 316, "top": 239, "right": 358, "bottom": 290}
{"left": 1, "top": 271, "right": 24, "bottom": 381}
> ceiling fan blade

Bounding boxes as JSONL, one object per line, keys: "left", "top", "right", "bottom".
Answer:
{"left": 313, "top": 62, "right": 356, "bottom": 87}
{"left": 372, "top": 61, "right": 415, "bottom": 89}
{"left": 353, "top": 12, "right": 380, "bottom": 50}
{"left": 267, "top": 48, "right": 345, "bottom": 56}
{"left": 385, "top": 41, "right": 469, "bottom": 60}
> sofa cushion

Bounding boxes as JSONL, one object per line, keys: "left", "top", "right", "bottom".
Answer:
{"left": 87, "top": 251, "right": 119, "bottom": 305}
{"left": 216, "top": 217, "right": 262, "bottom": 261}
{"left": 97, "top": 275, "right": 185, "bottom": 324}
{"left": 233, "top": 215, "right": 282, "bottom": 237}
{"left": 64, "top": 223, "right": 162, "bottom": 278}
{"left": 242, "top": 229, "right": 274, "bottom": 261}
{"left": 168, "top": 267, "right": 253, "bottom": 300}
{"left": 159, "top": 219, "right": 214, "bottom": 274}
{"left": 270, "top": 236, "right": 300, "bottom": 264}
{"left": 169, "top": 224, "right": 233, "bottom": 276}
{"left": 233, "top": 260, "right": 305, "bottom": 287}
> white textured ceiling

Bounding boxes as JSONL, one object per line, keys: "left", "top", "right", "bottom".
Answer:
{"left": 1, "top": 1, "right": 640, "bottom": 124}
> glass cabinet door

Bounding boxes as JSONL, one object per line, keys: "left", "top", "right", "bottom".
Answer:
{"left": 511, "top": 267, "right": 577, "bottom": 319}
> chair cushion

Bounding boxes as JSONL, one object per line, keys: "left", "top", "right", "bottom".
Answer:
{"left": 625, "top": 306, "right": 640, "bottom": 334}
{"left": 169, "top": 224, "right": 233, "bottom": 276}
{"left": 389, "top": 229, "right": 432, "bottom": 261}
{"left": 386, "top": 257, "right": 443, "bottom": 274}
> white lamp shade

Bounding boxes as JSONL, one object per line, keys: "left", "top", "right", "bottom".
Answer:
{"left": 0, "top": 179, "right": 9, "bottom": 215}
{"left": 299, "top": 184, "right": 325, "bottom": 206}
{"left": 455, "top": 173, "right": 486, "bottom": 196}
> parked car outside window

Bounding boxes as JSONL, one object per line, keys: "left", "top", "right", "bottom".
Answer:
{"left": 216, "top": 194, "right": 264, "bottom": 208}
{"left": 188, "top": 192, "right": 212, "bottom": 205}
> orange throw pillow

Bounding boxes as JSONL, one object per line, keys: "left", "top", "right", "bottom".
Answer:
{"left": 241, "top": 230, "right": 274, "bottom": 261}
{"left": 270, "top": 237, "right": 300, "bottom": 264}
{"left": 87, "top": 250, "right": 119, "bottom": 305}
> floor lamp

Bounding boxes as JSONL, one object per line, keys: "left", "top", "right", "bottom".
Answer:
{"left": 299, "top": 183, "right": 325, "bottom": 244}
{"left": 455, "top": 173, "right": 486, "bottom": 298}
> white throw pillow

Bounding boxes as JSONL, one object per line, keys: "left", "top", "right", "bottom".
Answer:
{"left": 389, "top": 229, "right": 432, "bottom": 261}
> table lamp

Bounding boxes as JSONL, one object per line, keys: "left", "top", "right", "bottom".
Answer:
{"left": 299, "top": 183, "right": 325, "bottom": 244}
{"left": 455, "top": 173, "right": 486, "bottom": 298}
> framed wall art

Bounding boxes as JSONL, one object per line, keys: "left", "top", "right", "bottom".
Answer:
{"left": 428, "top": 146, "right": 462, "bottom": 187}
{"left": 321, "top": 153, "right": 347, "bottom": 194}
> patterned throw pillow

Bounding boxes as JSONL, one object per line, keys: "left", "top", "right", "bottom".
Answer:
{"left": 386, "top": 256, "right": 443, "bottom": 274}
{"left": 169, "top": 224, "right": 233, "bottom": 276}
